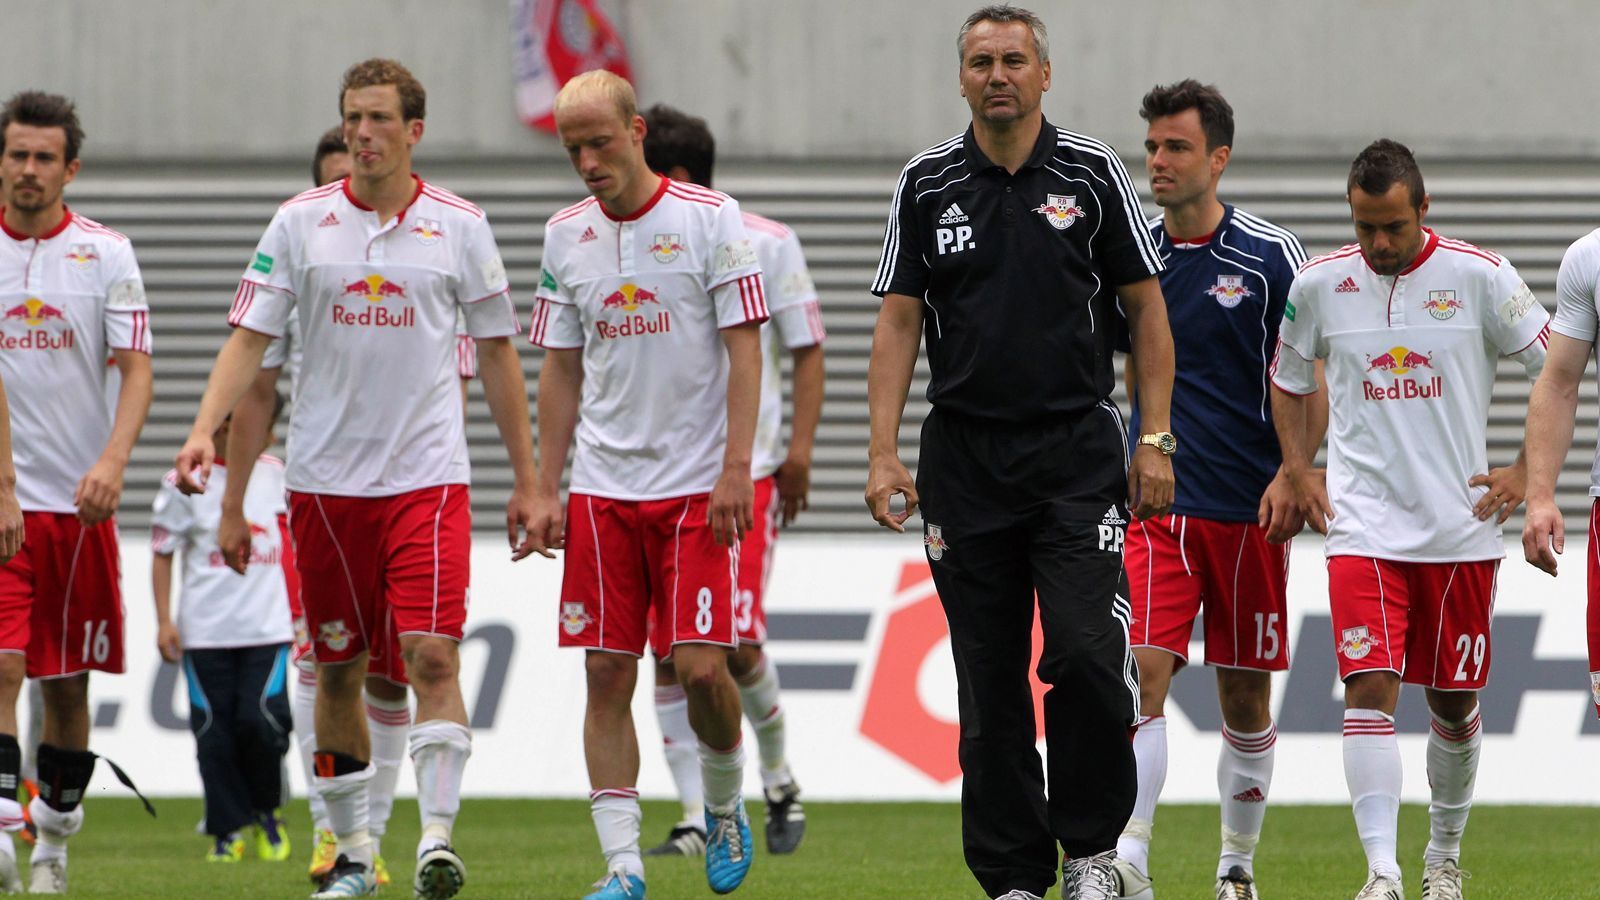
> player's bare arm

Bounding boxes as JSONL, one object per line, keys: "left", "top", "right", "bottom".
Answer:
{"left": 777, "top": 342, "right": 823, "bottom": 526}
{"left": 1270, "top": 383, "right": 1333, "bottom": 534}
{"left": 865, "top": 293, "right": 922, "bottom": 532}
{"left": 1521, "top": 332, "right": 1591, "bottom": 574}
{"left": 175, "top": 327, "right": 271, "bottom": 494}
{"left": 150, "top": 550, "right": 180, "bottom": 664}
{"left": 532, "top": 347, "right": 582, "bottom": 555}
{"left": 216, "top": 366, "right": 281, "bottom": 572}
{"left": 1259, "top": 360, "right": 1329, "bottom": 543}
{"left": 0, "top": 379, "right": 23, "bottom": 562}
{"left": 1119, "top": 276, "right": 1176, "bottom": 519}
{"left": 710, "top": 320, "right": 761, "bottom": 546}
{"left": 476, "top": 336, "right": 541, "bottom": 560}
{"left": 76, "top": 346, "right": 152, "bottom": 525}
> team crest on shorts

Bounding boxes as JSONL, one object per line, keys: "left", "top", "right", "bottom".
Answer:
{"left": 1339, "top": 625, "right": 1379, "bottom": 661}
{"left": 1033, "top": 194, "right": 1085, "bottom": 230}
{"left": 410, "top": 218, "right": 444, "bottom": 246}
{"left": 924, "top": 524, "right": 948, "bottom": 561}
{"left": 293, "top": 615, "right": 310, "bottom": 651}
{"left": 1590, "top": 671, "right": 1600, "bottom": 708}
{"left": 560, "top": 601, "right": 593, "bottom": 636}
{"left": 318, "top": 620, "right": 353, "bottom": 653}
{"left": 1206, "top": 274, "right": 1253, "bottom": 309}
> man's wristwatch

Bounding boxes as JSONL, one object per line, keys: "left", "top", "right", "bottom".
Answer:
{"left": 1138, "top": 431, "right": 1177, "bottom": 456}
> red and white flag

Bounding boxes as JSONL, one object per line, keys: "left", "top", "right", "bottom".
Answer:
{"left": 511, "top": 0, "right": 633, "bottom": 134}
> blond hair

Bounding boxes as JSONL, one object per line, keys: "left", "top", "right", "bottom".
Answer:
{"left": 554, "top": 70, "right": 637, "bottom": 124}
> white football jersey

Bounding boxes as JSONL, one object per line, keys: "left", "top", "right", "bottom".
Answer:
{"left": 0, "top": 210, "right": 152, "bottom": 512}
{"left": 1272, "top": 230, "right": 1549, "bottom": 561}
{"left": 743, "top": 212, "right": 825, "bottom": 478}
{"left": 230, "top": 177, "right": 517, "bottom": 496}
{"left": 1550, "top": 226, "right": 1600, "bottom": 496}
{"left": 264, "top": 306, "right": 476, "bottom": 379}
{"left": 151, "top": 456, "right": 294, "bottom": 649}
{"left": 531, "top": 177, "right": 768, "bottom": 500}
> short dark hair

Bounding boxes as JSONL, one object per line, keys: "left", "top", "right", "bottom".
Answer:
{"left": 958, "top": 5, "right": 1049, "bottom": 63}
{"left": 641, "top": 104, "right": 716, "bottom": 188}
{"left": 1348, "top": 139, "right": 1425, "bottom": 209}
{"left": 1139, "top": 79, "right": 1234, "bottom": 152}
{"left": 312, "top": 126, "right": 348, "bottom": 186}
{"left": 0, "top": 91, "right": 85, "bottom": 163}
{"left": 341, "top": 58, "right": 426, "bottom": 121}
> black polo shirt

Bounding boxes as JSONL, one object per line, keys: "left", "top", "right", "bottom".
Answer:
{"left": 871, "top": 117, "right": 1163, "bottom": 422}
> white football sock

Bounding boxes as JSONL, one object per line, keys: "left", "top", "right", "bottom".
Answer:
{"left": 28, "top": 797, "right": 82, "bottom": 864}
{"left": 364, "top": 690, "right": 411, "bottom": 846}
{"left": 410, "top": 719, "right": 471, "bottom": 857}
{"left": 1217, "top": 721, "right": 1276, "bottom": 877}
{"left": 1425, "top": 705, "right": 1481, "bottom": 866}
{"left": 317, "top": 762, "right": 374, "bottom": 868}
{"left": 590, "top": 789, "right": 644, "bottom": 880}
{"left": 699, "top": 739, "right": 746, "bottom": 816}
{"left": 736, "top": 655, "right": 790, "bottom": 788}
{"left": 1115, "top": 715, "right": 1165, "bottom": 877}
{"left": 292, "top": 669, "right": 329, "bottom": 835}
{"left": 654, "top": 684, "right": 704, "bottom": 825}
{"left": 1343, "top": 709, "right": 1401, "bottom": 880}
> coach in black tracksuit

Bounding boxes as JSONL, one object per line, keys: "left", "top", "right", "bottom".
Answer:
{"left": 865, "top": 7, "right": 1177, "bottom": 899}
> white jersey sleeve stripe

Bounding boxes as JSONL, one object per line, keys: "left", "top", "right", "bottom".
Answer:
{"left": 1056, "top": 130, "right": 1162, "bottom": 275}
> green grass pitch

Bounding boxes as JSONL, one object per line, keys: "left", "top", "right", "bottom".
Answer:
{"left": 36, "top": 798, "right": 1597, "bottom": 897}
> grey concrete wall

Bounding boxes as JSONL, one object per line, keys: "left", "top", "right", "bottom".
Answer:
{"left": 2, "top": 0, "right": 1594, "bottom": 160}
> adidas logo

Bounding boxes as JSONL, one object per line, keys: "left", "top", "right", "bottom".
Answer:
{"left": 1335, "top": 276, "right": 1360, "bottom": 293}
{"left": 1232, "top": 787, "right": 1266, "bottom": 803}
{"left": 938, "top": 202, "right": 969, "bottom": 225}
{"left": 1101, "top": 505, "right": 1126, "bottom": 526}
{"left": 578, "top": 226, "right": 598, "bottom": 243}
{"left": 317, "top": 211, "right": 339, "bottom": 228}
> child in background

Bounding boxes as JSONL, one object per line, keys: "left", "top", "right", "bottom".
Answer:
{"left": 151, "top": 395, "right": 295, "bottom": 862}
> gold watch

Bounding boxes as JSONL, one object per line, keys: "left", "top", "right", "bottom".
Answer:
{"left": 1138, "top": 431, "right": 1177, "bottom": 456}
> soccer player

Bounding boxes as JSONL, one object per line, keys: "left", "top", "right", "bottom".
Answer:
{"left": 638, "top": 103, "right": 824, "bottom": 859}
{"left": 0, "top": 90, "right": 153, "bottom": 894}
{"left": 176, "top": 59, "right": 539, "bottom": 900}
{"left": 151, "top": 402, "right": 294, "bottom": 863}
{"left": 1113, "top": 81, "right": 1318, "bottom": 900}
{"left": 218, "top": 124, "right": 479, "bottom": 888}
{"left": 1521, "top": 229, "right": 1600, "bottom": 717}
{"left": 1270, "top": 140, "right": 1549, "bottom": 900}
{"left": 529, "top": 70, "right": 767, "bottom": 899}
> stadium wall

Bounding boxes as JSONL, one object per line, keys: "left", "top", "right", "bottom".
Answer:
{"left": 90, "top": 536, "right": 1600, "bottom": 804}
{"left": 3, "top": 0, "right": 1599, "bottom": 160}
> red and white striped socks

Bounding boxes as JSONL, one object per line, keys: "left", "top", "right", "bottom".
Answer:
{"left": 735, "top": 655, "right": 790, "bottom": 789}
{"left": 1425, "top": 705, "right": 1481, "bottom": 866}
{"left": 654, "top": 684, "right": 705, "bottom": 826}
{"left": 1342, "top": 709, "right": 1401, "bottom": 880}
{"left": 589, "top": 788, "right": 643, "bottom": 880}
{"left": 364, "top": 691, "right": 411, "bottom": 857}
{"left": 1217, "top": 721, "right": 1276, "bottom": 877}
{"left": 1115, "top": 715, "right": 1166, "bottom": 876}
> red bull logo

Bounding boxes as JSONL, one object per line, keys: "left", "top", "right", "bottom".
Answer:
{"left": 1205, "top": 274, "right": 1254, "bottom": 309}
{"left": 65, "top": 244, "right": 98, "bottom": 268}
{"left": 1422, "top": 290, "right": 1465, "bottom": 320}
{"left": 410, "top": 218, "right": 444, "bottom": 246}
{"left": 341, "top": 274, "right": 407, "bottom": 304}
{"left": 248, "top": 522, "right": 271, "bottom": 538}
{"left": 4, "top": 298, "right": 66, "bottom": 328}
{"left": 599, "top": 283, "right": 660, "bottom": 313}
{"left": 1033, "top": 193, "right": 1086, "bottom": 230}
{"left": 1363, "top": 345, "right": 1442, "bottom": 400}
{"left": 648, "top": 233, "right": 686, "bottom": 264}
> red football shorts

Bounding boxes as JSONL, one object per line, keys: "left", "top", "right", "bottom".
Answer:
{"left": 1327, "top": 556, "right": 1499, "bottom": 689}
{"left": 288, "top": 485, "right": 471, "bottom": 685}
{"left": 1124, "top": 514, "right": 1290, "bottom": 671}
{"left": 1587, "top": 501, "right": 1600, "bottom": 717}
{"left": 278, "top": 512, "right": 315, "bottom": 671}
{"left": 559, "top": 492, "right": 737, "bottom": 659}
{"left": 733, "top": 476, "right": 779, "bottom": 644}
{"left": 0, "top": 512, "right": 124, "bottom": 678}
